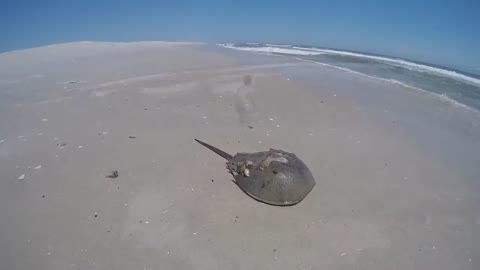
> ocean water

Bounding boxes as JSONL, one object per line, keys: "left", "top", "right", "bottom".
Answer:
{"left": 219, "top": 43, "right": 480, "bottom": 112}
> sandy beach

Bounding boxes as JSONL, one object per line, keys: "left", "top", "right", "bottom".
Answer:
{"left": 1, "top": 42, "right": 479, "bottom": 270}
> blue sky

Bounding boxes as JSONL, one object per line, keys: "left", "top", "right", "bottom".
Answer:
{"left": 1, "top": 0, "right": 478, "bottom": 71}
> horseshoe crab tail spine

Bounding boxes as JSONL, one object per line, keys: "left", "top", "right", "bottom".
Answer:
{"left": 194, "top": 139, "right": 233, "bottom": 160}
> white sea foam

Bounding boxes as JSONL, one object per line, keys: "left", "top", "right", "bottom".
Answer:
{"left": 219, "top": 44, "right": 480, "bottom": 86}
{"left": 264, "top": 44, "right": 292, "bottom": 48}
{"left": 220, "top": 44, "right": 324, "bottom": 56}
{"left": 293, "top": 46, "right": 480, "bottom": 86}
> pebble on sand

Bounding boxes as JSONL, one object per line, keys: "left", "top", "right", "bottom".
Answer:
{"left": 0, "top": 139, "right": 5, "bottom": 144}
{"left": 57, "top": 142, "right": 67, "bottom": 148}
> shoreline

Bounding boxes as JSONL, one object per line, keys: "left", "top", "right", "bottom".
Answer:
{"left": 218, "top": 43, "right": 480, "bottom": 112}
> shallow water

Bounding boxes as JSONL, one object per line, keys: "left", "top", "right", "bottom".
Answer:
{"left": 220, "top": 43, "right": 480, "bottom": 111}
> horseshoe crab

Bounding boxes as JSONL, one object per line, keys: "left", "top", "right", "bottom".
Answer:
{"left": 195, "top": 139, "right": 316, "bottom": 206}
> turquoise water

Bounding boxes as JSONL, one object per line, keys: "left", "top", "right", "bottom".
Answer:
{"left": 221, "top": 43, "right": 480, "bottom": 111}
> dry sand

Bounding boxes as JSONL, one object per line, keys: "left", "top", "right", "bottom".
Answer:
{"left": 0, "top": 42, "right": 479, "bottom": 270}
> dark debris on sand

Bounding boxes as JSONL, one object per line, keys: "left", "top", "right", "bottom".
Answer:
{"left": 106, "top": 170, "right": 119, "bottom": 178}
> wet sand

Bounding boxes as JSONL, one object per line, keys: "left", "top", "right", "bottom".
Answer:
{"left": 0, "top": 42, "right": 479, "bottom": 270}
